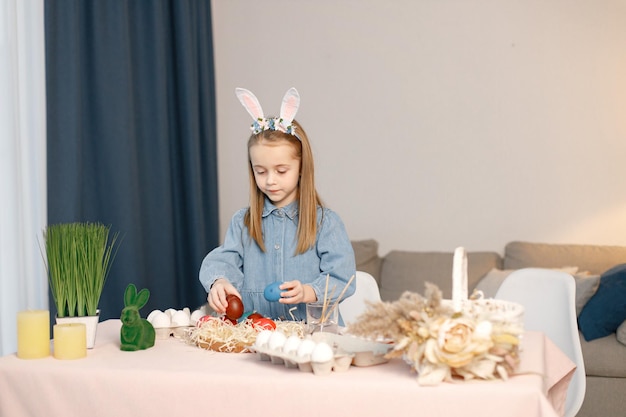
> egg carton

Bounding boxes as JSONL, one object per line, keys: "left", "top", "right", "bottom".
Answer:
{"left": 250, "top": 331, "right": 393, "bottom": 376}
{"left": 250, "top": 343, "right": 354, "bottom": 375}
{"left": 311, "top": 332, "right": 394, "bottom": 367}
{"left": 147, "top": 307, "right": 208, "bottom": 340}
{"left": 154, "top": 326, "right": 192, "bottom": 340}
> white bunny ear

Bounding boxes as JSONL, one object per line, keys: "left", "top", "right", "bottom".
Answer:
{"left": 279, "top": 87, "right": 300, "bottom": 125}
{"left": 235, "top": 88, "right": 265, "bottom": 121}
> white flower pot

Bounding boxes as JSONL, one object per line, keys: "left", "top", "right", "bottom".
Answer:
{"left": 56, "top": 310, "right": 100, "bottom": 349}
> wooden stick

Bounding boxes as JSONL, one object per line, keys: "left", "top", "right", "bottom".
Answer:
{"left": 324, "top": 274, "right": 356, "bottom": 323}
{"left": 321, "top": 285, "right": 336, "bottom": 323}
{"left": 320, "top": 274, "right": 330, "bottom": 324}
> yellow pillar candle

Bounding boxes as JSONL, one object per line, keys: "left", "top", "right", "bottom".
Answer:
{"left": 53, "top": 323, "right": 87, "bottom": 360}
{"left": 17, "top": 310, "right": 51, "bottom": 359}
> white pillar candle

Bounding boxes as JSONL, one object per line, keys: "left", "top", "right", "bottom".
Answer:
{"left": 452, "top": 247, "right": 468, "bottom": 312}
{"left": 17, "top": 310, "right": 51, "bottom": 359}
{"left": 53, "top": 323, "right": 87, "bottom": 360}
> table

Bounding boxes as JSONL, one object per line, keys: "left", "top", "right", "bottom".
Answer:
{"left": 0, "top": 320, "right": 575, "bottom": 417}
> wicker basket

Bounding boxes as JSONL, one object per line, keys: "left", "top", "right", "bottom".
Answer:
{"left": 444, "top": 247, "right": 524, "bottom": 332}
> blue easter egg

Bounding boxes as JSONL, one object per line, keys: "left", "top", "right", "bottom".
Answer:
{"left": 264, "top": 282, "right": 282, "bottom": 302}
{"left": 238, "top": 311, "right": 253, "bottom": 323}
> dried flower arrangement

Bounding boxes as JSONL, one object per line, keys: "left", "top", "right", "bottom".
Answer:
{"left": 347, "top": 283, "right": 523, "bottom": 386}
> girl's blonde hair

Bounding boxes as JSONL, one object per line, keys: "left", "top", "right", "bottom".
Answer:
{"left": 244, "top": 120, "right": 322, "bottom": 254}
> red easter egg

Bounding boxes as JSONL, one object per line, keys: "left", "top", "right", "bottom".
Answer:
{"left": 252, "top": 317, "right": 276, "bottom": 330}
{"left": 225, "top": 295, "right": 244, "bottom": 320}
{"left": 247, "top": 312, "right": 263, "bottom": 321}
{"left": 196, "top": 315, "right": 216, "bottom": 327}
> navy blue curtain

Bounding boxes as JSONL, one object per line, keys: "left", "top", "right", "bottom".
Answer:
{"left": 44, "top": 1, "right": 219, "bottom": 319}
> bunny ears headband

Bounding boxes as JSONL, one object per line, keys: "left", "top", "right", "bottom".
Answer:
{"left": 235, "top": 87, "right": 301, "bottom": 139}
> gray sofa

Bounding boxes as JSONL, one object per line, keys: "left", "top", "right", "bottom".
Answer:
{"left": 352, "top": 239, "right": 626, "bottom": 417}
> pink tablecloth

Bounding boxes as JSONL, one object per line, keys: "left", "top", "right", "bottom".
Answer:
{"left": 0, "top": 320, "right": 575, "bottom": 417}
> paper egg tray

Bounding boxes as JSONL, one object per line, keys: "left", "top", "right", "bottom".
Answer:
{"left": 250, "top": 345, "right": 355, "bottom": 375}
{"left": 313, "top": 333, "right": 394, "bottom": 366}
{"left": 154, "top": 326, "right": 192, "bottom": 339}
{"left": 251, "top": 333, "right": 393, "bottom": 376}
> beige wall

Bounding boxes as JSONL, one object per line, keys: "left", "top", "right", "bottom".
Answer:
{"left": 211, "top": 0, "right": 626, "bottom": 255}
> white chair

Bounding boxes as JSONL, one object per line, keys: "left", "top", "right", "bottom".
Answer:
{"left": 495, "top": 268, "right": 586, "bottom": 417}
{"left": 339, "top": 271, "right": 382, "bottom": 325}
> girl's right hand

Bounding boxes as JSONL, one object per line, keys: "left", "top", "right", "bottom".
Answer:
{"left": 208, "top": 278, "right": 242, "bottom": 314}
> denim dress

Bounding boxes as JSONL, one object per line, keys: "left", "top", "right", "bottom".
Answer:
{"left": 199, "top": 199, "right": 356, "bottom": 322}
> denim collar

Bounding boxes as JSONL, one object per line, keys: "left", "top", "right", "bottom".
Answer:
{"left": 262, "top": 198, "right": 299, "bottom": 220}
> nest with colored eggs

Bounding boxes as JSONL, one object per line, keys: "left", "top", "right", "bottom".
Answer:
{"left": 185, "top": 315, "right": 306, "bottom": 353}
{"left": 184, "top": 290, "right": 305, "bottom": 353}
{"left": 186, "top": 318, "right": 257, "bottom": 352}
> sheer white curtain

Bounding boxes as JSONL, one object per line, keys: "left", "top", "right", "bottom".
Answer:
{"left": 0, "top": 0, "right": 47, "bottom": 356}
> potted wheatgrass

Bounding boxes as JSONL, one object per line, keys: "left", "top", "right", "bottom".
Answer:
{"left": 43, "top": 222, "right": 120, "bottom": 348}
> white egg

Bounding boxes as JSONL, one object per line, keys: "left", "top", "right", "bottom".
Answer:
{"left": 282, "top": 335, "right": 302, "bottom": 355}
{"left": 171, "top": 310, "right": 190, "bottom": 327}
{"left": 296, "top": 338, "right": 317, "bottom": 359}
{"left": 164, "top": 308, "right": 177, "bottom": 318}
{"left": 268, "top": 331, "right": 287, "bottom": 352}
{"left": 190, "top": 309, "right": 205, "bottom": 325}
{"left": 311, "top": 342, "right": 334, "bottom": 363}
{"left": 147, "top": 309, "right": 162, "bottom": 322}
{"left": 255, "top": 330, "right": 273, "bottom": 349}
{"left": 149, "top": 311, "right": 171, "bottom": 328}
{"left": 182, "top": 307, "right": 191, "bottom": 317}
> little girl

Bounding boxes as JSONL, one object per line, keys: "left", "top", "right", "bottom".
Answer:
{"left": 199, "top": 87, "right": 356, "bottom": 322}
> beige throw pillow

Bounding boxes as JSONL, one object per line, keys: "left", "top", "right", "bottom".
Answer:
{"left": 474, "top": 268, "right": 513, "bottom": 298}
{"left": 573, "top": 271, "right": 602, "bottom": 316}
{"left": 617, "top": 320, "right": 626, "bottom": 346}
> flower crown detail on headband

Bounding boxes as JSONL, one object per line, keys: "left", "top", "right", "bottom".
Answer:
{"left": 235, "top": 87, "right": 300, "bottom": 138}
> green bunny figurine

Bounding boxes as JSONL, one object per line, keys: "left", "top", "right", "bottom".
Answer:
{"left": 120, "top": 283, "right": 156, "bottom": 351}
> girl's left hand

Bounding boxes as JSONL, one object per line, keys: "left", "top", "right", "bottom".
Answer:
{"left": 278, "top": 280, "right": 315, "bottom": 304}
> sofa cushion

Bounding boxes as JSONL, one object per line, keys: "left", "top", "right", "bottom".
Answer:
{"left": 578, "top": 264, "right": 626, "bottom": 341}
{"left": 580, "top": 331, "right": 626, "bottom": 377}
{"left": 379, "top": 250, "right": 501, "bottom": 301}
{"left": 504, "top": 241, "right": 626, "bottom": 275}
{"left": 351, "top": 239, "right": 382, "bottom": 285}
